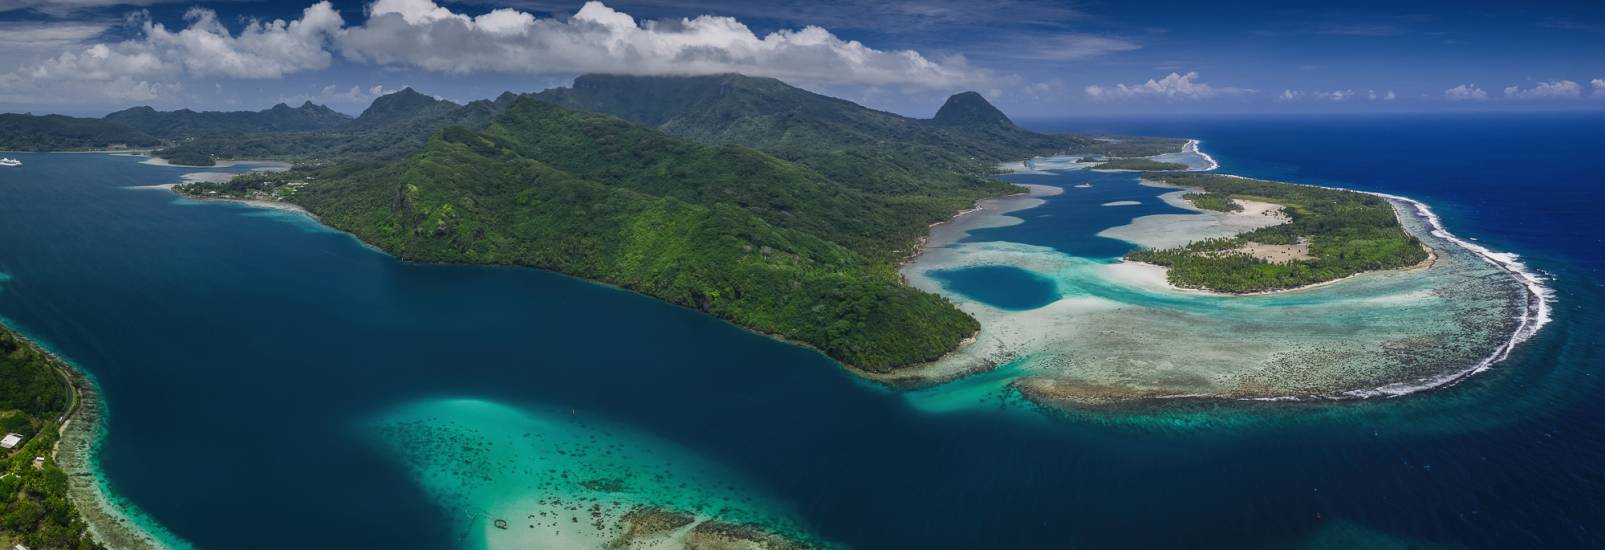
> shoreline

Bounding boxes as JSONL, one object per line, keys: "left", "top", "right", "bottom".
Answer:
{"left": 1122, "top": 189, "right": 1440, "bottom": 297}
{"left": 1182, "top": 139, "right": 1220, "bottom": 171}
{"left": 896, "top": 141, "right": 1553, "bottom": 406}
{"left": 0, "top": 318, "right": 176, "bottom": 549}
{"left": 138, "top": 156, "right": 292, "bottom": 171}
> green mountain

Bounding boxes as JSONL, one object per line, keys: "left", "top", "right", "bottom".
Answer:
{"left": 171, "top": 74, "right": 1191, "bottom": 371}
{"left": 532, "top": 74, "right": 1093, "bottom": 197}
{"left": 153, "top": 91, "right": 519, "bottom": 165}
{"left": 351, "top": 87, "right": 453, "bottom": 128}
{"left": 0, "top": 113, "right": 159, "bottom": 151}
{"left": 928, "top": 91, "right": 1014, "bottom": 128}
{"left": 284, "top": 97, "right": 978, "bottom": 370}
{"left": 104, "top": 101, "right": 350, "bottom": 139}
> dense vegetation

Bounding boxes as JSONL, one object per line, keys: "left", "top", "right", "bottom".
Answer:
{"left": 276, "top": 98, "right": 981, "bottom": 370}
{"left": 1093, "top": 158, "right": 1189, "bottom": 171}
{"left": 0, "top": 114, "right": 158, "bottom": 151}
{"left": 1127, "top": 173, "right": 1429, "bottom": 293}
{"left": 104, "top": 102, "right": 349, "bottom": 139}
{"left": 0, "top": 328, "right": 101, "bottom": 550}
{"left": 173, "top": 75, "right": 1191, "bottom": 370}
{"left": 1181, "top": 191, "right": 1242, "bottom": 212}
{"left": 533, "top": 74, "right": 1183, "bottom": 198}
{"left": 153, "top": 89, "right": 517, "bottom": 166}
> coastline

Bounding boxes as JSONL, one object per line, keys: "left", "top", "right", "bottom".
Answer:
{"left": 1118, "top": 185, "right": 1440, "bottom": 297}
{"left": 0, "top": 318, "right": 177, "bottom": 550}
{"left": 138, "top": 156, "right": 293, "bottom": 171}
{"left": 894, "top": 141, "right": 1552, "bottom": 406}
{"left": 1182, "top": 139, "right": 1220, "bottom": 171}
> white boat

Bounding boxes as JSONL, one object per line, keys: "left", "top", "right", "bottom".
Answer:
{"left": 0, "top": 158, "right": 20, "bottom": 167}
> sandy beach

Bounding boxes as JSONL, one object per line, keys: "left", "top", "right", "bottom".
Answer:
{"left": 0, "top": 325, "right": 180, "bottom": 550}
{"left": 136, "top": 156, "right": 292, "bottom": 171}
{"left": 890, "top": 143, "right": 1543, "bottom": 408}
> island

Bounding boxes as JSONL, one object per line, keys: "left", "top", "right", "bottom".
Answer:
{"left": 1092, "top": 158, "right": 1190, "bottom": 171}
{"left": 173, "top": 74, "right": 1188, "bottom": 373}
{"left": 1125, "top": 172, "right": 1430, "bottom": 293}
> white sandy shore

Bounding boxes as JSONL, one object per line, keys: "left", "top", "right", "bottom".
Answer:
{"left": 895, "top": 141, "right": 1551, "bottom": 405}
{"left": 1099, "top": 181, "right": 1287, "bottom": 250}
{"left": 136, "top": 156, "right": 292, "bottom": 171}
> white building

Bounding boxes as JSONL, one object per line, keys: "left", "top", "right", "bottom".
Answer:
{"left": 0, "top": 433, "right": 22, "bottom": 449}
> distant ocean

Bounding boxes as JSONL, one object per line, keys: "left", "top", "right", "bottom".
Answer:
{"left": 0, "top": 112, "right": 1601, "bottom": 548}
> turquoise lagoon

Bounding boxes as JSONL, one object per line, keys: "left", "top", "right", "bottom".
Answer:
{"left": 0, "top": 112, "right": 1602, "bottom": 549}
{"left": 898, "top": 149, "right": 1536, "bottom": 406}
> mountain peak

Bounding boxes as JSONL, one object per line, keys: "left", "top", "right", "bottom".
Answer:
{"left": 929, "top": 91, "right": 1014, "bottom": 129}
{"left": 356, "top": 87, "right": 448, "bottom": 126}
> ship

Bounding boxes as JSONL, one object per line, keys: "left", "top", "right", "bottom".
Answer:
{"left": 0, "top": 158, "right": 20, "bottom": 167}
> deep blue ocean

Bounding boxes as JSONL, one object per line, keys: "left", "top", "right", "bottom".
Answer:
{"left": 0, "top": 112, "right": 1602, "bottom": 548}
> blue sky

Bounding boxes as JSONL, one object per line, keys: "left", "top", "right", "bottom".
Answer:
{"left": 2, "top": 0, "right": 1602, "bottom": 118}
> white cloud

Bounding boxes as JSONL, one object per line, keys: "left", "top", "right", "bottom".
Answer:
{"left": 1314, "top": 89, "right": 1355, "bottom": 101}
{"left": 144, "top": 3, "right": 344, "bottom": 78}
{"left": 1444, "top": 84, "right": 1487, "bottom": 101}
{"left": 2, "top": 2, "right": 343, "bottom": 104}
{"left": 1084, "top": 72, "right": 1255, "bottom": 100}
{"left": 0, "top": 0, "right": 200, "bottom": 17}
{"left": 1593, "top": 78, "right": 1605, "bottom": 97}
{"left": 1503, "top": 80, "right": 1582, "bottom": 99}
{"left": 1277, "top": 89, "right": 1301, "bottom": 101}
{"left": 295, "top": 83, "right": 404, "bottom": 105}
{"left": 0, "top": 22, "right": 112, "bottom": 51}
{"left": 1384, "top": 90, "right": 1396, "bottom": 100}
{"left": 338, "top": 0, "right": 991, "bottom": 88}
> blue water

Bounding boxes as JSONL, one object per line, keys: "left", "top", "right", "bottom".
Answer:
{"left": 969, "top": 172, "right": 1194, "bottom": 259}
{"left": 929, "top": 265, "right": 1059, "bottom": 310}
{"left": 0, "top": 112, "right": 1602, "bottom": 549}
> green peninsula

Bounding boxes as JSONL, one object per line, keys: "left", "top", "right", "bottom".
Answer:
{"left": 175, "top": 74, "right": 1188, "bottom": 371}
{"left": 0, "top": 326, "right": 100, "bottom": 550}
{"left": 1093, "top": 158, "right": 1189, "bottom": 171}
{"left": 1127, "top": 172, "right": 1430, "bottom": 293}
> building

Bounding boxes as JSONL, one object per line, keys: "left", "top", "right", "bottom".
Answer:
{"left": 0, "top": 433, "right": 22, "bottom": 449}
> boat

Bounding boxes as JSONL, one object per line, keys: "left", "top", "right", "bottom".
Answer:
{"left": 0, "top": 158, "right": 20, "bottom": 167}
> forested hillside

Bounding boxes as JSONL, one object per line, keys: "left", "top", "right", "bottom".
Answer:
{"left": 283, "top": 98, "right": 980, "bottom": 370}
{"left": 0, "top": 328, "right": 100, "bottom": 550}
{"left": 0, "top": 114, "right": 158, "bottom": 151}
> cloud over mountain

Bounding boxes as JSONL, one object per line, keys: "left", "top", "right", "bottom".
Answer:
{"left": 337, "top": 0, "right": 989, "bottom": 88}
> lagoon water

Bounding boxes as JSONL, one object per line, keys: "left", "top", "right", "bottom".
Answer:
{"left": 1, "top": 112, "right": 1603, "bottom": 548}
{"left": 928, "top": 266, "right": 1059, "bottom": 311}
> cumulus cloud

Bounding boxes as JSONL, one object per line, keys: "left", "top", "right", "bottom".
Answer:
{"left": 2, "top": 2, "right": 343, "bottom": 104}
{"left": 337, "top": 0, "right": 991, "bottom": 88}
{"left": 1314, "top": 89, "right": 1355, "bottom": 101}
{"left": 1444, "top": 84, "right": 1487, "bottom": 101}
{"left": 1084, "top": 72, "right": 1255, "bottom": 100}
{"left": 2, "top": 0, "right": 994, "bottom": 108}
{"left": 144, "top": 3, "right": 344, "bottom": 78}
{"left": 1277, "top": 89, "right": 1301, "bottom": 101}
{"left": 1503, "top": 80, "right": 1583, "bottom": 99}
{"left": 1594, "top": 78, "right": 1605, "bottom": 97}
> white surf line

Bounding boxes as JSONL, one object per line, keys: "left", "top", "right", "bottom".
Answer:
{"left": 1184, "top": 139, "right": 1220, "bottom": 171}
{"left": 1197, "top": 175, "right": 1556, "bottom": 402}
{"left": 1336, "top": 192, "right": 1554, "bottom": 399}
